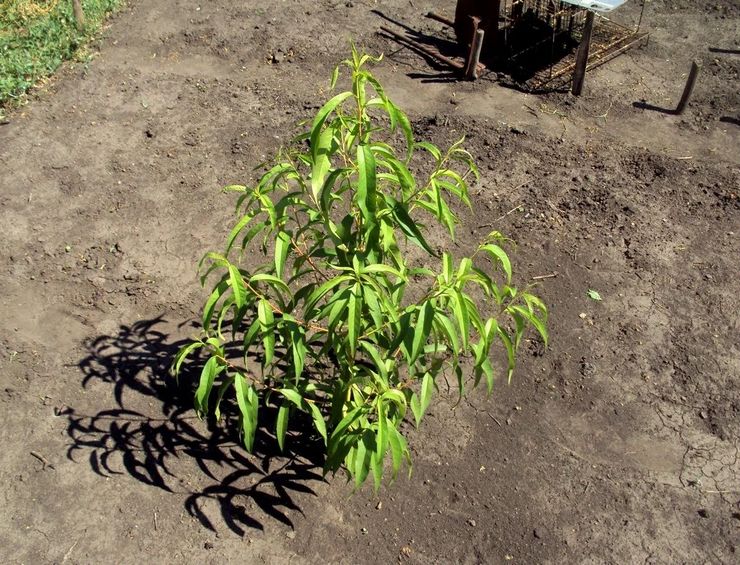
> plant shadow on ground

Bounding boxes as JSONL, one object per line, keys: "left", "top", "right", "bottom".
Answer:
{"left": 65, "top": 316, "right": 325, "bottom": 535}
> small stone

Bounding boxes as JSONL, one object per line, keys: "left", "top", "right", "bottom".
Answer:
{"left": 376, "top": 501, "right": 382, "bottom": 510}
{"left": 699, "top": 410, "right": 708, "bottom": 420}
{"left": 360, "top": 527, "right": 368, "bottom": 534}
{"left": 533, "top": 528, "right": 542, "bottom": 539}
{"left": 286, "top": 530, "right": 296, "bottom": 539}
{"left": 697, "top": 509, "right": 708, "bottom": 518}
{"left": 204, "top": 541, "right": 214, "bottom": 550}
{"left": 467, "top": 519, "right": 476, "bottom": 527}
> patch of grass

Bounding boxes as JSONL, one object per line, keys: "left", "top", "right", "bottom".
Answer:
{"left": 0, "top": 0, "right": 121, "bottom": 106}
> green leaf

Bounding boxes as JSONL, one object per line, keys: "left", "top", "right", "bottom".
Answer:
{"left": 239, "top": 220, "right": 268, "bottom": 251}
{"left": 213, "top": 375, "right": 236, "bottom": 421}
{"left": 257, "top": 299, "right": 275, "bottom": 365}
{"left": 481, "top": 244, "right": 512, "bottom": 284}
{"left": 411, "top": 302, "right": 434, "bottom": 363}
{"left": 304, "top": 275, "right": 352, "bottom": 315}
{"left": 310, "top": 91, "right": 353, "bottom": 162}
{"left": 356, "top": 144, "right": 378, "bottom": 232}
{"left": 451, "top": 288, "right": 470, "bottom": 350}
{"left": 375, "top": 401, "right": 389, "bottom": 463}
{"left": 234, "top": 373, "right": 259, "bottom": 452}
{"left": 276, "top": 402, "right": 289, "bottom": 451}
{"left": 587, "top": 289, "right": 602, "bottom": 301}
{"left": 194, "top": 356, "right": 224, "bottom": 416}
{"left": 415, "top": 141, "right": 442, "bottom": 163}
{"left": 363, "top": 263, "right": 405, "bottom": 279}
{"left": 249, "top": 273, "right": 291, "bottom": 295}
{"left": 433, "top": 312, "right": 460, "bottom": 358}
{"left": 420, "top": 372, "right": 433, "bottom": 418}
{"left": 225, "top": 210, "right": 258, "bottom": 256}
{"left": 497, "top": 326, "right": 516, "bottom": 384}
{"left": 387, "top": 423, "right": 410, "bottom": 481}
{"left": 330, "top": 65, "right": 340, "bottom": 89}
{"left": 311, "top": 127, "right": 337, "bottom": 199}
{"left": 228, "top": 264, "right": 246, "bottom": 308}
{"left": 171, "top": 341, "right": 203, "bottom": 378}
{"left": 278, "top": 388, "right": 305, "bottom": 408}
{"left": 347, "top": 282, "right": 362, "bottom": 358}
{"left": 274, "top": 231, "right": 291, "bottom": 279}
{"left": 290, "top": 325, "right": 307, "bottom": 380}
{"left": 330, "top": 405, "right": 366, "bottom": 443}
{"left": 410, "top": 392, "right": 422, "bottom": 428}
{"left": 509, "top": 304, "right": 549, "bottom": 346}
{"left": 308, "top": 402, "right": 327, "bottom": 445}
{"left": 354, "top": 432, "right": 371, "bottom": 488}
{"left": 385, "top": 196, "right": 436, "bottom": 256}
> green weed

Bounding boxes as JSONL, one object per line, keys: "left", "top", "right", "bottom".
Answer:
{"left": 0, "top": 0, "right": 121, "bottom": 105}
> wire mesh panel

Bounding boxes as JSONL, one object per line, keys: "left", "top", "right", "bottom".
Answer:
{"left": 452, "top": 0, "right": 648, "bottom": 89}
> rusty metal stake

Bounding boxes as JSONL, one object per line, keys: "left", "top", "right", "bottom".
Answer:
{"left": 571, "top": 10, "right": 595, "bottom": 96}
{"left": 674, "top": 61, "right": 701, "bottom": 115}
{"left": 426, "top": 11, "right": 454, "bottom": 28}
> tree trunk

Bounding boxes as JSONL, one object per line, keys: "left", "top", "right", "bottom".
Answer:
{"left": 72, "top": 0, "right": 86, "bottom": 31}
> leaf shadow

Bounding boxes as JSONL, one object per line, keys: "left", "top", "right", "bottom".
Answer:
{"left": 66, "top": 315, "right": 326, "bottom": 536}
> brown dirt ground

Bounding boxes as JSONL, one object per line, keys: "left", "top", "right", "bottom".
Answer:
{"left": 1, "top": 0, "right": 739, "bottom": 563}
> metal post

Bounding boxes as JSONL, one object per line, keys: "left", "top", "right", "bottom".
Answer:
{"left": 675, "top": 61, "right": 701, "bottom": 115}
{"left": 571, "top": 10, "right": 595, "bottom": 96}
{"left": 465, "top": 28, "right": 486, "bottom": 80}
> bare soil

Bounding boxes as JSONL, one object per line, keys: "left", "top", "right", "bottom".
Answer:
{"left": 1, "top": 0, "right": 739, "bottom": 563}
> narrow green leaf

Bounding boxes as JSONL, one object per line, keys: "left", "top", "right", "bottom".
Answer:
{"left": 276, "top": 402, "right": 289, "bottom": 451}
{"left": 481, "top": 244, "right": 512, "bottom": 284}
{"left": 410, "top": 392, "right": 422, "bottom": 428}
{"left": 497, "top": 326, "right": 516, "bottom": 383}
{"left": 329, "top": 405, "right": 366, "bottom": 442}
{"left": 228, "top": 264, "right": 246, "bottom": 308}
{"left": 415, "top": 141, "right": 442, "bottom": 163}
{"left": 194, "top": 356, "right": 223, "bottom": 416}
{"left": 411, "top": 302, "right": 434, "bottom": 363}
{"left": 451, "top": 288, "right": 469, "bottom": 350}
{"left": 386, "top": 196, "right": 436, "bottom": 256}
{"left": 213, "top": 375, "right": 236, "bottom": 421}
{"left": 278, "top": 388, "right": 305, "bottom": 408}
{"left": 510, "top": 304, "right": 549, "bottom": 346}
{"left": 310, "top": 91, "right": 353, "bottom": 162}
{"left": 274, "top": 231, "right": 291, "bottom": 278}
{"left": 304, "top": 275, "right": 351, "bottom": 315}
{"left": 330, "top": 65, "right": 340, "bottom": 89}
{"left": 311, "top": 127, "right": 337, "bottom": 199}
{"left": 308, "top": 402, "right": 327, "bottom": 445}
{"left": 419, "top": 372, "right": 433, "bottom": 418}
{"left": 234, "top": 374, "right": 259, "bottom": 452}
{"left": 356, "top": 144, "right": 378, "bottom": 233}
{"left": 171, "top": 341, "right": 203, "bottom": 378}
{"left": 347, "top": 283, "right": 362, "bottom": 358}
{"left": 354, "top": 432, "right": 371, "bottom": 488}
{"left": 225, "top": 210, "right": 258, "bottom": 256}
{"left": 249, "top": 273, "right": 291, "bottom": 295}
{"left": 257, "top": 299, "right": 275, "bottom": 365}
